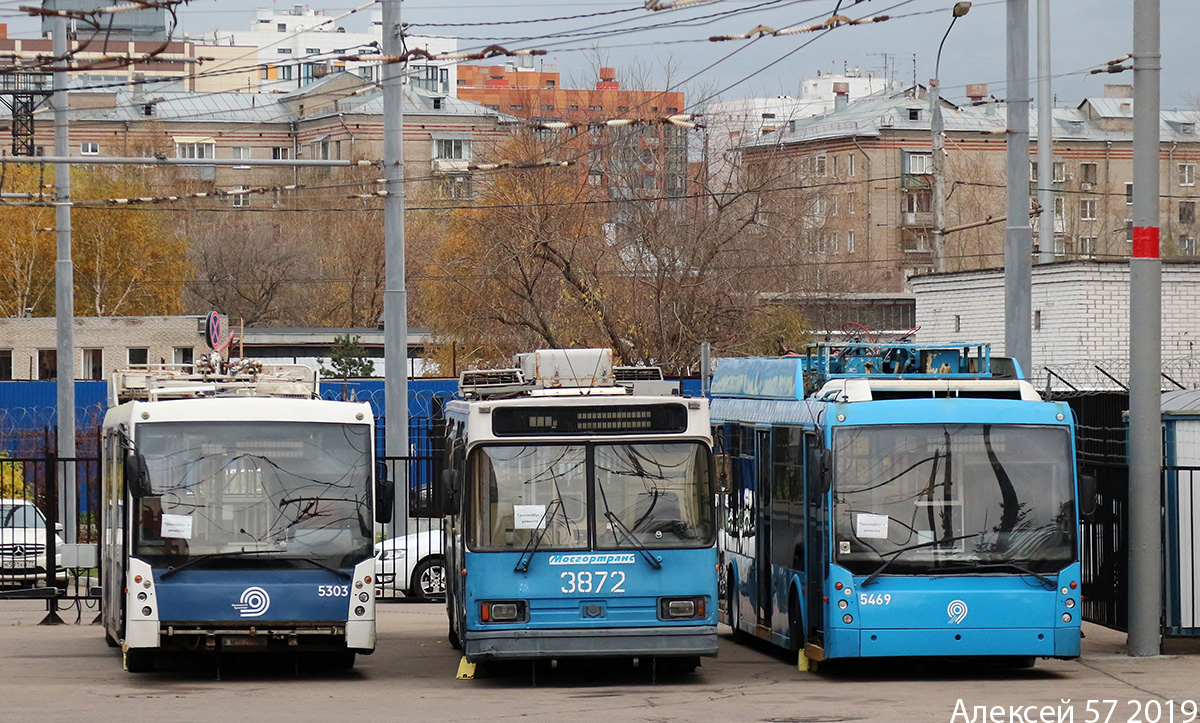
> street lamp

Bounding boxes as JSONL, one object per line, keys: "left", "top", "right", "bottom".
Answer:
{"left": 930, "top": 1, "right": 970, "bottom": 273}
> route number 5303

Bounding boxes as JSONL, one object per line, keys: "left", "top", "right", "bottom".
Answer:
{"left": 560, "top": 570, "right": 626, "bottom": 594}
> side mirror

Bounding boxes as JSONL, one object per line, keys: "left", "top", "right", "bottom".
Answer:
{"left": 440, "top": 469, "right": 461, "bottom": 514}
{"left": 713, "top": 452, "right": 732, "bottom": 495}
{"left": 375, "top": 462, "right": 395, "bottom": 524}
{"left": 1079, "top": 473, "right": 1098, "bottom": 517}
{"left": 124, "top": 453, "right": 151, "bottom": 500}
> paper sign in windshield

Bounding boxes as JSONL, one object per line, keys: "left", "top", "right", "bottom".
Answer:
{"left": 161, "top": 513, "right": 193, "bottom": 539}
{"left": 513, "top": 505, "right": 547, "bottom": 530}
{"left": 855, "top": 513, "right": 889, "bottom": 539}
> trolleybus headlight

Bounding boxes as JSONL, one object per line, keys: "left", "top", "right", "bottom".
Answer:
{"left": 141, "top": 606, "right": 152, "bottom": 616}
{"left": 1062, "top": 613, "right": 1072, "bottom": 623}
{"left": 137, "top": 592, "right": 147, "bottom": 602}
{"left": 658, "top": 597, "right": 706, "bottom": 620}
{"left": 1065, "top": 598, "right": 1075, "bottom": 609}
{"left": 842, "top": 614, "right": 853, "bottom": 624}
{"left": 355, "top": 606, "right": 366, "bottom": 617}
{"left": 838, "top": 599, "right": 848, "bottom": 610}
{"left": 481, "top": 601, "right": 527, "bottom": 623}
{"left": 359, "top": 592, "right": 369, "bottom": 603}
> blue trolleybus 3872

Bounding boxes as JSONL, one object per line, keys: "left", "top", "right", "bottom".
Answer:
{"left": 711, "top": 342, "right": 1083, "bottom": 669}
{"left": 101, "top": 360, "right": 393, "bottom": 672}
{"left": 438, "top": 349, "right": 718, "bottom": 672}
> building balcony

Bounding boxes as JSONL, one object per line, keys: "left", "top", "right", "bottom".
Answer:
{"left": 902, "top": 211, "right": 935, "bottom": 228}
{"left": 432, "top": 158, "right": 469, "bottom": 173}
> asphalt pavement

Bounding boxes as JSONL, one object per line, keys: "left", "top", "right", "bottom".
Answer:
{"left": 3, "top": 599, "right": 1200, "bottom": 723}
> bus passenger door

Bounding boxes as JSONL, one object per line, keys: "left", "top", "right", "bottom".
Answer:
{"left": 804, "top": 433, "right": 826, "bottom": 646}
{"left": 755, "top": 428, "right": 772, "bottom": 629}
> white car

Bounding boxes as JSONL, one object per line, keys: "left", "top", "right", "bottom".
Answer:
{"left": 374, "top": 530, "right": 445, "bottom": 601}
{"left": 0, "top": 498, "right": 66, "bottom": 589}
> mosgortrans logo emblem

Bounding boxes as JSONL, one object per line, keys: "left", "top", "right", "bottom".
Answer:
{"left": 547, "top": 553, "right": 636, "bottom": 565}
{"left": 232, "top": 587, "right": 271, "bottom": 618}
{"left": 947, "top": 599, "right": 969, "bottom": 624}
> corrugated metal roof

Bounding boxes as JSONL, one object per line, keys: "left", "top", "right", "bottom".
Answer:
{"left": 741, "top": 86, "right": 1200, "bottom": 149}
{"left": 70, "top": 91, "right": 289, "bottom": 124}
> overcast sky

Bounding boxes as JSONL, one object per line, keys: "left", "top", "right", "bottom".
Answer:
{"left": 3, "top": 0, "right": 1196, "bottom": 109}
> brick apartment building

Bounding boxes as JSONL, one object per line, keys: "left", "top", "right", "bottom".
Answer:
{"left": 738, "top": 83, "right": 1200, "bottom": 292}
{"left": 1, "top": 72, "right": 515, "bottom": 201}
{"left": 456, "top": 63, "right": 689, "bottom": 202}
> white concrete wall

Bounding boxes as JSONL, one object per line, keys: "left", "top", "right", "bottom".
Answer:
{"left": 912, "top": 261, "right": 1200, "bottom": 378}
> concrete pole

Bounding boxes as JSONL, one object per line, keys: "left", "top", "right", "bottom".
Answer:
{"left": 931, "top": 82, "right": 947, "bottom": 272}
{"left": 381, "top": 0, "right": 410, "bottom": 531}
{"left": 1127, "top": 0, "right": 1162, "bottom": 658}
{"left": 930, "top": 3, "right": 969, "bottom": 274}
{"left": 53, "top": 16, "right": 76, "bottom": 543}
{"left": 1004, "top": 0, "right": 1032, "bottom": 374}
{"left": 1036, "top": 0, "right": 1055, "bottom": 264}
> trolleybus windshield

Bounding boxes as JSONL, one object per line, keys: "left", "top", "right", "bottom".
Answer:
{"left": 468, "top": 442, "right": 713, "bottom": 552}
{"left": 133, "top": 421, "right": 373, "bottom": 570}
{"left": 833, "top": 424, "right": 1075, "bottom": 576}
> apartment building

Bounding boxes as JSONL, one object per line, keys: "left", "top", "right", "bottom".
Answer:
{"left": 737, "top": 84, "right": 1200, "bottom": 292}
{"left": 211, "top": 6, "right": 456, "bottom": 94}
{"left": 457, "top": 63, "right": 689, "bottom": 202}
{"left": 6, "top": 73, "right": 514, "bottom": 200}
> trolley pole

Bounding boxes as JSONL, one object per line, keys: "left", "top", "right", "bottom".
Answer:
{"left": 1004, "top": 0, "right": 1032, "bottom": 374}
{"left": 52, "top": 15, "right": 76, "bottom": 544}
{"left": 1127, "top": 0, "right": 1162, "bottom": 657}
{"left": 381, "top": 0, "right": 409, "bottom": 530}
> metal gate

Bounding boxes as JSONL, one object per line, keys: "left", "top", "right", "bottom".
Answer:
{"left": 1, "top": 447, "right": 103, "bottom": 624}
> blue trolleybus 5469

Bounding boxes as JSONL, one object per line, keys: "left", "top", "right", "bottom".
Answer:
{"left": 101, "top": 359, "right": 393, "bottom": 672}
{"left": 710, "top": 342, "right": 1084, "bottom": 669}
{"left": 437, "top": 349, "right": 719, "bottom": 672}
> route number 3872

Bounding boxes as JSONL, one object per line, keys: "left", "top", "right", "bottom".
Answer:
{"left": 560, "top": 570, "right": 626, "bottom": 594}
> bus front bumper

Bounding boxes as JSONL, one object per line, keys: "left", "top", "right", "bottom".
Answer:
{"left": 464, "top": 625, "right": 719, "bottom": 661}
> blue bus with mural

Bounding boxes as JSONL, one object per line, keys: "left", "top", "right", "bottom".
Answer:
{"left": 438, "top": 349, "right": 718, "bottom": 674}
{"left": 711, "top": 342, "right": 1083, "bottom": 669}
{"left": 101, "top": 360, "right": 392, "bottom": 672}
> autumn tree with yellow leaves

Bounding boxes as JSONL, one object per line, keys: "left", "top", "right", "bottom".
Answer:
{"left": 0, "top": 164, "right": 190, "bottom": 318}
{"left": 421, "top": 125, "right": 819, "bottom": 372}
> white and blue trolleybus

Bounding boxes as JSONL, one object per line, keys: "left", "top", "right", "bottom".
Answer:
{"left": 101, "top": 358, "right": 392, "bottom": 672}
{"left": 439, "top": 349, "right": 718, "bottom": 673}
{"left": 711, "top": 342, "right": 1084, "bottom": 669}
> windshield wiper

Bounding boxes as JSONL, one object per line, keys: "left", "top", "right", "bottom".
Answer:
{"left": 861, "top": 533, "right": 980, "bottom": 587}
{"left": 937, "top": 561, "right": 1056, "bottom": 588}
{"left": 603, "top": 510, "right": 663, "bottom": 570}
{"left": 514, "top": 499, "right": 563, "bottom": 573}
{"left": 161, "top": 549, "right": 350, "bottom": 579}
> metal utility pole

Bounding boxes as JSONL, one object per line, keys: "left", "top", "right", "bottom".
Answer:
{"left": 381, "top": 0, "right": 409, "bottom": 529}
{"left": 1036, "top": 0, "right": 1055, "bottom": 264}
{"left": 53, "top": 15, "right": 76, "bottom": 543}
{"left": 930, "top": 2, "right": 972, "bottom": 273}
{"left": 1004, "top": 0, "right": 1032, "bottom": 374}
{"left": 1127, "top": 0, "right": 1162, "bottom": 658}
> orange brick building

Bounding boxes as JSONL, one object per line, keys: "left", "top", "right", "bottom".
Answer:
{"left": 457, "top": 64, "right": 689, "bottom": 202}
